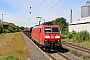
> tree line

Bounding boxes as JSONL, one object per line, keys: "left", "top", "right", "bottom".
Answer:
{"left": 0, "top": 23, "right": 24, "bottom": 34}
{"left": 67, "top": 30, "right": 90, "bottom": 42}
{"left": 1, "top": 17, "right": 90, "bottom": 42}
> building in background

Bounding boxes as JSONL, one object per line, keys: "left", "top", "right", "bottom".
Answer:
{"left": 81, "top": 1, "right": 90, "bottom": 18}
{"left": 2, "top": 22, "right": 8, "bottom": 29}
{"left": 69, "top": 17, "right": 90, "bottom": 33}
{"left": 69, "top": 1, "right": 90, "bottom": 33}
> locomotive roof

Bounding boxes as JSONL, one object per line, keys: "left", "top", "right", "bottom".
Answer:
{"left": 33, "top": 25, "right": 40, "bottom": 28}
{"left": 33, "top": 25, "right": 59, "bottom": 29}
{"left": 40, "top": 25, "right": 59, "bottom": 27}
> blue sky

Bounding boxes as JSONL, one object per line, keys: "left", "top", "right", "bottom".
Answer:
{"left": 0, "top": 0, "right": 88, "bottom": 27}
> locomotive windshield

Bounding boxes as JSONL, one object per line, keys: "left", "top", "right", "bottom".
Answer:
{"left": 44, "top": 27, "right": 59, "bottom": 33}
{"left": 52, "top": 28, "right": 59, "bottom": 32}
{"left": 45, "top": 28, "right": 51, "bottom": 32}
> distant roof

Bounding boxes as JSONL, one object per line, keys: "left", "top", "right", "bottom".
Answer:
{"left": 2, "top": 22, "right": 8, "bottom": 25}
{"left": 84, "top": 1, "right": 90, "bottom": 6}
{"left": 84, "top": 4, "right": 90, "bottom": 6}
{"left": 70, "top": 16, "right": 90, "bottom": 25}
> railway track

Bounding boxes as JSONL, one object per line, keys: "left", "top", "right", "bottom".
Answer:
{"left": 62, "top": 41, "right": 90, "bottom": 54}
{"left": 24, "top": 33, "right": 72, "bottom": 60}
{"left": 46, "top": 52, "right": 71, "bottom": 60}
{"left": 24, "top": 33, "right": 85, "bottom": 60}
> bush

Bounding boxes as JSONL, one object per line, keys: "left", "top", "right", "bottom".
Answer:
{"left": 17, "top": 50, "right": 23, "bottom": 54}
{"left": 5, "top": 30, "right": 10, "bottom": 33}
{"left": 66, "top": 30, "right": 90, "bottom": 43}
{"left": 61, "top": 34, "right": 67, "bottom": 39}
{"left": 67, "top": 33, "right": 73, "bottom": 39}
{"left": 76, "top": 30, "right": 90, "bottom": 42}
{"left": 0, "top": 25, "right": 4, "bottom": 34}
{"left": 0, "top": 56, "right": 20, "bottom": 60}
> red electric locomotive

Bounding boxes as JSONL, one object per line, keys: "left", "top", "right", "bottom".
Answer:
{"left": 31, "top": 25, "right": 61, "bottom": 51}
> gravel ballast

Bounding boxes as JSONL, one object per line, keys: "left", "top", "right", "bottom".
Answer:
{"left": 22, "top": 33, "right": 51, "bottom": 60}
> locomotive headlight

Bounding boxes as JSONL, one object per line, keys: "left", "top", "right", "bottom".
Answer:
{"left": 55, "top": 36, "right": 60, "bottom": 38}
{"left": 45, "top": 36, "right": 50, "bottom": 38}
{"left": 45, "top": 40, "right": 47, "bottom": 42}
{"left": 58, "top": 40, "right": 60, "bottom": 42}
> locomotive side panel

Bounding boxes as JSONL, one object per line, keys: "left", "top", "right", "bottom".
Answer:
{"left": 31, "top": 28, "right": 41, "bottom": 43}
{"left": 40, "top": 26, "right": 45, "bottom": 45}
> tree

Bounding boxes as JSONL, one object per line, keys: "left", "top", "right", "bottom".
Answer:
{"left": 0, "top": 22, "right": 24, "bottom": 34}
{"left": 7, "top": 23, "right": 21, "bottom": 33}
{"left": 0, "top": 25, "right": 4, "bottom": 34}
{"left": 7, "top": 23, "right": 15, "bottom": 33}
{"left": 16, "top": 26, "right": 21, "bottom": 32}
{"left": 52, "top": 17, "right": 68, "bottom": 34}
{"left": 20, "top": 26, "right": 24, "bottom": 30}
{"left": 0, "top": 19, "right": 1, "bottom": 24}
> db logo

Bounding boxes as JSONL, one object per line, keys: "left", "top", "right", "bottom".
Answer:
{"left": 51, "top": 36, "right": 54, "bottom": 38}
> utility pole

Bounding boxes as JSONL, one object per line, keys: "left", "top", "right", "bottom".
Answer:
{"left": 2, "top": 14, "right": 3, "bottom": 24}
{"left": 70, "top": 9, "right": 72, "bottom": 23}
{"left": 0, "top": 19, "right": 1, "bottom": 24}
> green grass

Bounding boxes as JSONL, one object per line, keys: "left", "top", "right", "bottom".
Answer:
{"left": 70, "top": 50, "right": 90, "bottom": 60}
{"left": 0, "top": 54, "right": 2, "bottom": 56}
{"left": 0, "top": 32, "right": 30, "bottom": 59}
{"left": 78, "top": 41, "right": 90, "bottom": 48}
{"left": 62, "top": 30, "right": 90, "bottom": 48}
{"left": 17, "top": 50, "right": 23, "bottom": 54}
{"left": 62, "top": 38, "right": 90, "bottom": 48}
{"left": 0, "top": 56, "right": 21, "bottom": 60}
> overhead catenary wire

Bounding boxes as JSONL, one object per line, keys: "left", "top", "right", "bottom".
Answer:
{"left": 31, "top": 0, "right": 46, "bottom": 12}
{"left": 31, "top": 0, "right": 38, "bottom": 7}
{"left": 47, "top": 0, "right": 83, "bottom": 21}
{"left": 40, "top": 0, "right": 54, "bottom": 14}
{"left": 30, "top": 0, "right": 85, "bottom": 24}
{"left": 41, "top": 0, "right": 62, "bottom": 16}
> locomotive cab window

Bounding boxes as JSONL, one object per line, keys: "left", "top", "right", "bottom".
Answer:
{"left": 44, "top": 27, "right": 51, "bottom": 33}
{"left": 52, "top": 28, "right": 59, "bottom": 32}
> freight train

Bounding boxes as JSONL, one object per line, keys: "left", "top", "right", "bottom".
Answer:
{"left": 23, "top": 25, "right": 61, "bottom": 51}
